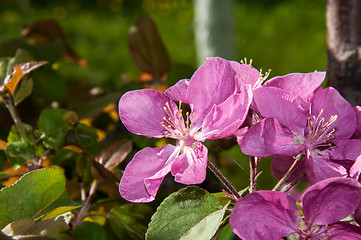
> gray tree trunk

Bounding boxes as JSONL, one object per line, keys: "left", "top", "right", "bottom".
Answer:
{"left": 327, "top": 0, "right": 361, "bottom": 106}
{"left": 194, "top": 0, "right": 235, "bottom": 65}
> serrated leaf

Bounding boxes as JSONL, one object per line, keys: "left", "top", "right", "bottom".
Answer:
{"left": 0, "top": 168, "right": 80, "bottom": 228}
{"left": 181, "top": 203, "right": 229, "bottom": 240}
{"left": 2, "top": 217, "right": 68, "bottom": 240}
{"left": 109, "top": 204, "right": 153, "bottom": 240}
{"left": 38, "top": 109, "right": 67, "bottom": 148}
{"left": 146, "top": 186, "right": 226, "bottom": 240}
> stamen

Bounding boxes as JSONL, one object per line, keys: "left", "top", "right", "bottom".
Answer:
{"left": 305, "top": 109, "right": 338, "bottom": 149}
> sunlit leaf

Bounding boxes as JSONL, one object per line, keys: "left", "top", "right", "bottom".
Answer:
{"left": 146, "top": 186, "right": 228, "bottom": 240}
{"left": 109, "top": 204, "right": 153, "bottom": 240}
{"left": 1, "top": 61, "right": 47, "bottom": 95}
{"left": 2, "top": 217, "right": 69, "bottom": 240}
{"left": 128, "top": 15, "right": 171, "bottom": 81}
{"left": 0, "top": 168, "right": 80, "bottom": 228}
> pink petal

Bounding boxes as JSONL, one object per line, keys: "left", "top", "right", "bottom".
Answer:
{"left": 329, "top": 139, "right": 361, "bottom": 169}
{"left": 230, "top": 191, "right": 299, "bottom": 240}
{"left": 264, "top": 72, "right": 326, "bottom": 101}
{"left": 118, "top": 89, "right": 177, "bottom": 138}
{"left": 201, "top": 85, "right": 252, "bottom": 140}
{"left": 302, "top": 177, "right": 361, "bottom": 226}
{"left": 241, "top": 118, "right": 303, "bottom": 158}
{"left": 353, "top": 106, "right": 361, "bottom": 139}
{"left": 305, "top": 152, "right": 347, "bottom": 186}
{"left": 171, "top": 143, "right": 207, "bottom": 185}
{"left": 328, "top": 222, "right": 361, "bottom": 239}
{"left": 253, "top": 87, "right": 310, "bottom": 134}
{"left": 311, "top": 87, "right": 356, "bottom": 140}
{"left": 119, "top": 144, "right": 178, "bottom": 202}
{"left": 229, "top": 61, "right": 261, "bottom": 90}
{"left": 164, "top": 79, "right": 189, "bottom": 103}
{"left": 186, "top": 57, "right": 236, "bottom": 127}
{"left": 350, "top": 155, "right": 361, "bottom": 180}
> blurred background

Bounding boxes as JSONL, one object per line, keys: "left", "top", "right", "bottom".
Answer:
{"left": 0, "top": 0, "right": 326, "bottom": 90}
{"left": 0, "top": 0, "right": 326, "bottom": 195}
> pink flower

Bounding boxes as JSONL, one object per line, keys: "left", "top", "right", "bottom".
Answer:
{"left": 118, "top": 57, "right": 252, "bottom": 202}
{"left": 241, "top": 86, "right": 356, "bottom": 184}
{"left": 230, "top": 177, "right": 361, "bottom": 240}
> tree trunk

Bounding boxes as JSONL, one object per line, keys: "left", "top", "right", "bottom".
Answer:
{"left": 194, "top": 0, "right": 235, "bottom": 65}
{"left": 327, "top": 0, "right": 361, "bottom": 106}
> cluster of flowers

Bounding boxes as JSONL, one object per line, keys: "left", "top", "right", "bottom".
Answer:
{"left": 118, "top": 57, "right": 361, "bottom": 239}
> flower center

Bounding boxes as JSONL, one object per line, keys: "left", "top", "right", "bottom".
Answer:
{"left": 304, "top": 109, "right": 338, "bottom": 150}
{"left": 160, "top": 101, "right": 196, "bottom": 146}
{"left": 288, "top": 219, "right": 334, "bottom": 240}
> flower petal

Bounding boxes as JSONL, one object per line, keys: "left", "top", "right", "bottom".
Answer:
{"left": 201, "top": 85, "right": 252, "bottom": 140}
{"left": 329, "top": 139, "right": 361, "bottom": 169}
{"left": 253, "top": 87, "right": 310, "bottom": 134}
{"left": 229, "top": 61, "right": 261, "bottom": 90}
{"left": 164, "top": 79, "right": 189, "bottom": 102}
{"left": 302, "top": 177, "right": 361, "bottom": 226}
{"left": 328, "top": 222, "right": 361, "bottom": 239}
{"left": 118, "top": 89, "right": 177, "bottom": 138}
{"left": 353, "top": 106, "right": 361, "bottom": 139}
{"left": 264, "top": 72, "right": 326, "bottom": 100}
{"left": 171, "top": 143, "right": 207, "bottom": 185}
{"left": 350, "top": 155, "right": 361, "bottom": 180}
{"left": 230, "top": 191, "right": 299, "bottom": 240}
{"left": 119, "top": 144, "right": 178, "bottom": 202}
{"left": 311, "top": 87, "right": 356, "bottom": 140}
{"left": 305, "top": 152, "right": 347, "bottom": 185}
{"left": 186, "top": 57, "right": 236, "bottom": 127}
{"left": 241, "top": 118, "right": 303, "bottom": 158}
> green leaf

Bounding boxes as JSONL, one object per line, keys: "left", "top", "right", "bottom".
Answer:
{"left": 2, "top": 217, "right": 69, "bottom": 240}
{"left": 5, "top": 141, "right": 36, "bottom": 169}
{"left": 109, "top": 204, "right": 153, "bottom": 240}
{"left": 38, "top": 109, "right": 67, "bottom": 148}
{"left": 73, "top": 123, "right": 98, "bottom": 148}
{"left": 76, "top": 153, "right": 92, "bottom": 182}
{"left": 0, "top": 168, "right": 80, "bottom": 228}
{"left": 14, "top": 77, "right": 33, "bottom": 105}
{"left": 71, "top": 221, "right": 107, "bottom": 240}
{"left": 216, "top": 224, "right": 239, "bottom": 240}
{"left": 146, "top": 186, "right": 227, "bottom": 240}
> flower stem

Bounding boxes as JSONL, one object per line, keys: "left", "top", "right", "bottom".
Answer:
{"left": 272, "top": 152, "right": 305, "bottom": 192}
{"left": 249, "top": 156, "right": 259, "bottom": 193}
{"left": 207, "top": 160, "right": 241, "bottom": 199}
{"left": 73, "top": 180, "right": 101, "bottom": 227}
{"left": 3, "top": 94, "right": 28, "bottom": 142}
